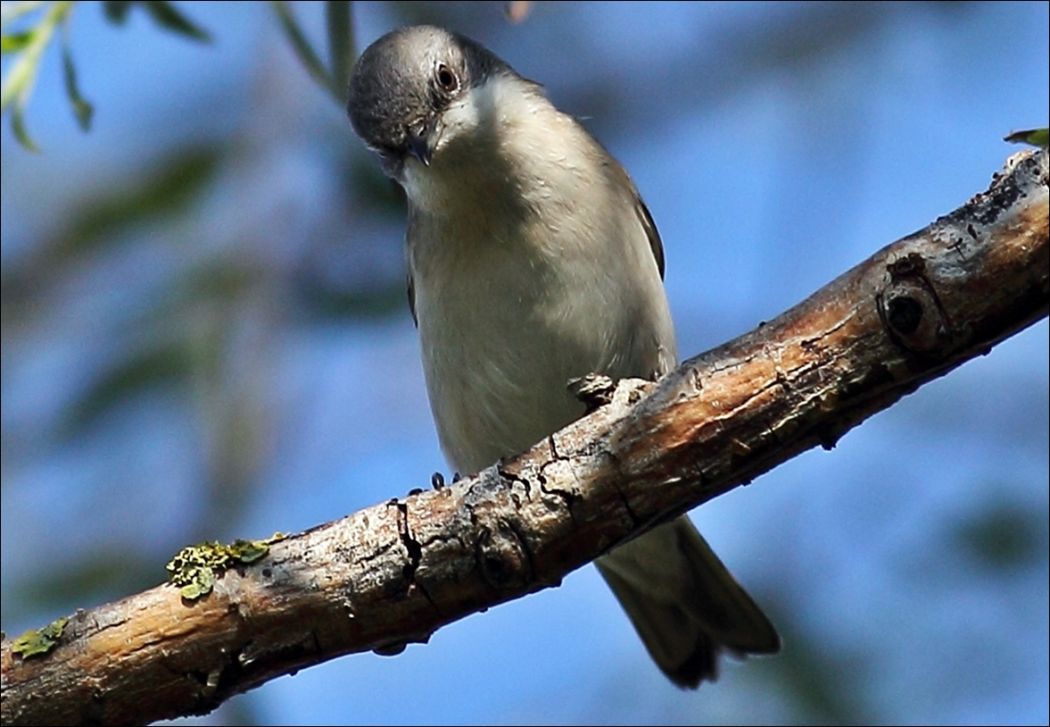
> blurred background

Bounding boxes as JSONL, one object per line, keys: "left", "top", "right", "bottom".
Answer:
{"left": 2, "top": 1, "right": 1047, "bottom": 724}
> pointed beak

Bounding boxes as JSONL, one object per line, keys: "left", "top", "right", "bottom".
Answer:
{"left": 406, "top": 120, "right": 434, "bottom": 167}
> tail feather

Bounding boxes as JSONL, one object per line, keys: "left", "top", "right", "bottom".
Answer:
{"left": 596, "top": 516, "right": 779, "bottom": 688}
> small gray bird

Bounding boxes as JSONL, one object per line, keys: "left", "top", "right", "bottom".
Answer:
{"left": 347, "top": 25, "right": 779, "bottom": 688}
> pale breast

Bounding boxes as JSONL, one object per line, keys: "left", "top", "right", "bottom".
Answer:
{"left": 410, "top": 191, "right": 675, "bottom": 475}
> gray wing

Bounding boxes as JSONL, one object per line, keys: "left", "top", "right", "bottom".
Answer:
{"left": 597, "top": 131, "right": 665, "bottom": 280}
{"left": 406, "top": 206, "right": 419, "bottom": 327}
{"left": 407, "top": 272, "right": 417, "bottom": 327}
{"left": 636, "top": 195, "right": 665, "bottom": 280}
{"left": 607, "top": 152, "right": 665, "bottom": 280}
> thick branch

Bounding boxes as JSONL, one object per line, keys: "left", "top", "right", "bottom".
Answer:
{"left": 2, "top": 150, "right": 1047, "bottom": 726}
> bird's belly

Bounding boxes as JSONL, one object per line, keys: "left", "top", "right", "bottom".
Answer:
{"left": 420, "top": 296, "right": 599, "bottom": 475}
{"left": 411, "top": 195, "right": 675, "bottom": 475}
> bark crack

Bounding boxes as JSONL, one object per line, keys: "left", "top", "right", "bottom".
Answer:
{"left": 390, "top": 498, "right": 438, "bottom": 612}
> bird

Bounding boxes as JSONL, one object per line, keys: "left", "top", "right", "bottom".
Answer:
{"left": 346, "top": 24, "right": 779, "bottom": 688}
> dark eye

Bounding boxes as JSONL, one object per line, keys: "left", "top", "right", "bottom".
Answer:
{"left": 436, "top": 63, "right": 458, "bottom": 93}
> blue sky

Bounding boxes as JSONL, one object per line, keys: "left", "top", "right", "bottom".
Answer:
{"left": 2, "top": 2, "right": 1047, "bottom": 725}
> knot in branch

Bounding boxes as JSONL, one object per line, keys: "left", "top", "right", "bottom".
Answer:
{"left": 475, "top": 520, "right": 532, "bottom": 590}
{"left": 878, "top": 252, "right": 951, "bottom": 354}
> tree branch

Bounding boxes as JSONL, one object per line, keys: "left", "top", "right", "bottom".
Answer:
{"left": 2, "top": 150, "right": 1047, "bottom": 726}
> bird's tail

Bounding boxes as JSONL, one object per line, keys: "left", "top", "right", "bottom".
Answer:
{"left": 595, "top": 515, "right": 780, "bottom": 688}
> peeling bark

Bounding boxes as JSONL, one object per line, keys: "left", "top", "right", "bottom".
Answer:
{"left": 2, "top": 150, "right": 1047, "bottom": 726}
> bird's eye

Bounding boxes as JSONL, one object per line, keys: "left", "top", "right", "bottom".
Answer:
{"left": 436, "top": 63, "right": 458, "bottom": 93}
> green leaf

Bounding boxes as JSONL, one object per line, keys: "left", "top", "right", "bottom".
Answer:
{"left": 271, "top": 1, "right": 337, "bottom": 100}
{"left": 1, "top": 30, "right": 35, "bottom": 54}
{"left": 0, "top": 45, "right": 34, "bottom": 111}
{"left": 325, "top": 1, "right": 353, "bottom": 97}
{"left": 0, "top": 26, "right": 47, "bottom": 149}
{"left": 1004, "top": 127, "right": 1049, "bottom": 148}
{"left": 10, "top": 105, "right": 40, "bottom": 152}
{"left": 60, "top": 27, "right": 93, "bottom": 130}
{"left": 142, "top": 0, "right": 210, "bottom": 42}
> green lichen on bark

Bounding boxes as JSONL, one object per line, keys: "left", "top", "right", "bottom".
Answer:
{"left": 166, "top": 534, "right": 284, "bottom": 600}
{"left": 11, "top": 616, "right": 69, "bottom": 659}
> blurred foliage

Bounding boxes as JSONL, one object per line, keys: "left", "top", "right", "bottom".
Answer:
{"left": 11, "top": 549, "right": 163, "bottom": 616}
{"left": 751, "top": 609, "right": 880, "bottom": 725}
{"left": 271, "top": 0, "right": 354, "bottom": 105}
{"left": 101, "top": 0, "right": 211, "bottom": 41}
{"left": 0, "top": 142, "right": 224, "bottom": 326}
{"left": 1, "top": 0, "right": 353, "bottom": 150}
{"left": 39, "top": 144, "right": 220, "bottom": 258}
{"left": 60, "top": 340, "right": 196, "bottom": 436}
{"left": 951, "top": 498, "right": 1047, "bottom": 571}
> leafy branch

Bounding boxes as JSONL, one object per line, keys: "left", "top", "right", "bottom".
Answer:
{"left": 271, "top": 0, "right": 354, "bottom": 105}
{"left": 0, "top": 0, "right": 354, "bottom": 151}
{"left": 1, "top": 0, "right": 76, "bottom": 151}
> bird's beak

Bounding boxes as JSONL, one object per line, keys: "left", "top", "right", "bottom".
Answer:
{"left": 406, "top": 119, "right": 434, "bottom": 167}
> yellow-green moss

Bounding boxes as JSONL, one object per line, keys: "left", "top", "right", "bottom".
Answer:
{"left": 11, "top": 616, "right": 69, "bottom": 659}
{"left": 166, "top": 533, "right": 284, "bottom": 601}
